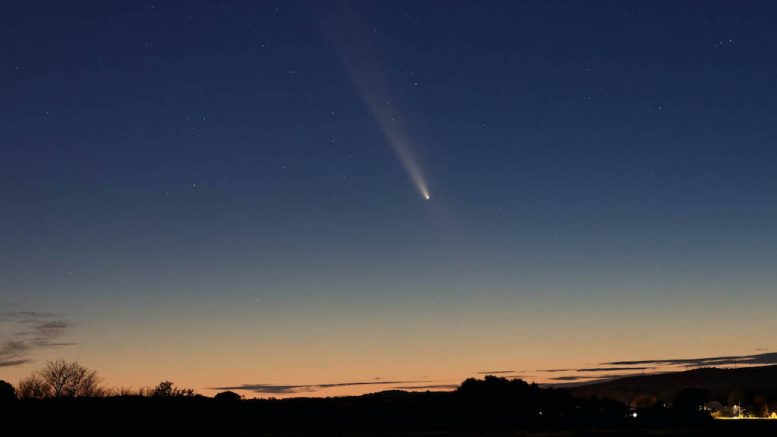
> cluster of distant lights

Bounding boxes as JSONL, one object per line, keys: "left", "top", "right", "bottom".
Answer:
{"left": 715, "top": 413, "right": 777, "bottom": 420}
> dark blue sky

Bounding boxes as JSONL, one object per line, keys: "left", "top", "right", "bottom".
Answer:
{"left": 2, "top": 1, "right": 777, "bottom": 394}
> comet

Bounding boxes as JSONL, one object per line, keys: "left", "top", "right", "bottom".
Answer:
{"left": 355, "top": 90, "right": 431, "bottom": 201}
{"left": 318, "top": 8, "right": 431, "bottom": 201}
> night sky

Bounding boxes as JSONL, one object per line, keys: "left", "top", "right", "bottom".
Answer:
{"left": 3, "top": 1, "right": 777, "bottom": 396}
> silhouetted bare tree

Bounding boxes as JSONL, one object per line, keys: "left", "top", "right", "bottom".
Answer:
{"left": 108, "top": 386, "right": 140, "bottom": 397}
{"left": 17, "top": 374, "right": 52, "bottom": 399}
{"left": 16, "top": 360, "right": 102, "bottom": 398}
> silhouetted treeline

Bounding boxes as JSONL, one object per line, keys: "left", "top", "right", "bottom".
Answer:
{"left": 1, "top": 375, "right": 726, "bottom": 436}
{"left": 7, "top": 362, "right": 777, "bottom": 435}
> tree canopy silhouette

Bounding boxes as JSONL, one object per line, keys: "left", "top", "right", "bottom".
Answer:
{"left": 214, "top": 390, "right": 241, "bottom": 401}
{"left": 150, "top": 381, "right": 196, "bottom": 398}
{"left": 673, "top": 387, "right": 708, "bottom": 414}
{"left": 16, "top": 360, "right": 101, "bottom": 398}
{"left": 0, "top": 380, "right": 15, "bottom": 401}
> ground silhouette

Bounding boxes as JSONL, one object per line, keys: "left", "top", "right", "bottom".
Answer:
{"left": 0, "top": 379, "right": 15, "bottom": 401}
{"left": 571, "top": 365, "right": 777, "bottom": 411}
{"left": 7, "top": 368, "right": 777, "bottom": 436}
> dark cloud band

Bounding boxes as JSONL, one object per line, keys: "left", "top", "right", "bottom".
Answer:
{"left": 214, "top": 380, "right": 431, "bottom": 394}
{"left": 0, "top": 309, "right": 75, "bottom": 367}
{"left": 602, "top": 352, "right": 777, "bottom": 368}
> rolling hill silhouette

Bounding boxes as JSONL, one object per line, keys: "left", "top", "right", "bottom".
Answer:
{"left": 571, "top": 365, "right": 777, "bottom": 406}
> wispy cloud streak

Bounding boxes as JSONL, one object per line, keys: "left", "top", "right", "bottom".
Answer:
{"left": 540, "top": 366, "right": 653, "bottom": 373}
{"left": 0, "top": 310, "right": 75, "bottom": 367}
{"left": 214, "top": 380, "right": 431, "bottom": 395}
{"left": 602, "top": 352, "right": 777, "bottom": 368}
{"left": 392, "top": 384, "right": 459, "bottom": 391}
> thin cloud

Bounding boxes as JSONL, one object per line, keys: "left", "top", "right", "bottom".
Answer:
{"left": 550, "top": 376, "right": 592, "bottom": 381}
{"left": 575, "top": 366, "right": 653, "bottom": 372}
{"left": 540, "top": 366, "right": 652, "bottom": 373}
{"left": 0, "top": 358, "right": 33, "bottom": 367}
{"left": 477, "top": 370, "right": 516, "bottom": 375}
{"left": 602, "top": 352, "right": 777, "bottom": 368}
{"left": 0, "top": 340, "right": 30, "bottom": 356}
{"left": 392, "top": 384, "right": 459, "bottom": 391}
{"left": 214, "top": 380, "right": 430, "bottom": 395}
{"left": 0, "top": 310, "right": 75, "bottom": 367}
{"left": 0, "top": 310, "right": 58, "bottom": 321}
{"left": 545, "top": 373, "right": 639, "bottom": 387}
{"left": 543, "top": 353, "right": 777, "bottom": 385}
{"left": 218, "top": 385, "right": 307, "bottom": 395}
{"left": 550, "top": 374, "right": 634, "bottom": 382}
{"left": 539, "top": 352, "right": 777, "bottom": 387}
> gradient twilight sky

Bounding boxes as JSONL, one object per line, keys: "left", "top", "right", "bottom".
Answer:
{"left": 3, "top": 1, "right": 777, "bottom": 397}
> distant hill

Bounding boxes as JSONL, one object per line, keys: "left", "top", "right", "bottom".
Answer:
{"left": 571, "top": 365, "right": 777, "bottom": 405}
